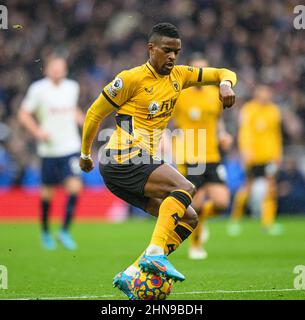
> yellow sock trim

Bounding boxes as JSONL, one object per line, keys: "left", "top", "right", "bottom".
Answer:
{"left": 261, "top": 191, "right": 277, "bottom": 228}
{"left": 173, "top": 189, "right": 193, "bottom": 202}
{"left": 165, "top": 221, "right": 194, "bottom": 255}
{"left": 133, "top": 191, "right": 193, "bottom": 267}
{"left": 132, "top": 221, "right": 195, "bottom": 266}
{"left": 179, "top": 221, "right": 194, "bottom": 233}
{"left": 150, "top": 195, "right": 187, "bottom": 249}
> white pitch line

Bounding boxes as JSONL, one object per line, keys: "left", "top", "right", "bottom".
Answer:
{"left": 2, "top": 294, "right": 115, "bottom": 300}
{"left": 173, "top": 288, "right": 302, "bottom": 295}
{"left": 3, "top": 288, "right": 304, "bottom": 300}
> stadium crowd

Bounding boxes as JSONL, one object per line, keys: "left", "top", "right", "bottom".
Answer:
{"left": 0, "top": 0, "right": 304, "bottom": 212}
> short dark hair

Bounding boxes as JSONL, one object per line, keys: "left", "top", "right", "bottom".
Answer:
{"left": 148, "top": 22, "right": 180, "bottom": 42}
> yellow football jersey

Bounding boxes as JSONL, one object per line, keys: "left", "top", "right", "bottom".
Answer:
{"left": 81, "top": 61, "right": 236, "bottom": 162}
{"left": 173, "top": 86, "right": 222, "bottom": 164}
{"left": 238, "top": 100, "right": 282, "bottom": 165}
{"left": 102, "top": 61, "right": 235, "bottom": 158}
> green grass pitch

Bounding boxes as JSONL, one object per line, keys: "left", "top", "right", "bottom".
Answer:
{"left": 0, "top": 216, "right": 305, "bottom": 300}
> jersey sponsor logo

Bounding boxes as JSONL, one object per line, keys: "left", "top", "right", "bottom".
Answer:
{"left": 172, "top": 81, "right": 180, "bottom": 92}
{"left": 144, "top": 86, "right": 154, "bottom": 94}
{"left": 160, "top": 98, "right": 176, "bottom": 112}
{"left": 148, "top": 101, "right": 160, "bottom": 115}
{"left": 147, "top": 98, "right": 177, "bottom": 120}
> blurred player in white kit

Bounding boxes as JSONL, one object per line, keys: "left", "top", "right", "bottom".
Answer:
{"left": 18, "top": 55, "right": 84, "bottom": 250}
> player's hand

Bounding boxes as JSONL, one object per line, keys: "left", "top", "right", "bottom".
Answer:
{"left": 79, "top": 157, "right": 94, "bottom": 172}
{"left": 219, "top": 132, "right": 233, "bottom": 152}
{"left": 36, "top": 129, "right": 50, "bottom": 142}
{"left": 220, "top": 84, "right": 235, "bottom": 109}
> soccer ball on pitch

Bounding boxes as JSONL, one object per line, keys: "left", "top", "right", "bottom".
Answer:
{"left": 132, "top": 271, "right": 173, "bottom": 300}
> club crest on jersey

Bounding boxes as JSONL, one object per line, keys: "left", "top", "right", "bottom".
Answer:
{"left": 148, "top": 101, "right": 160, "bottom": 115}
{"left": 107, "top": 77, "right": 123, "bottom": 98}
{"left": 172, "top": 81, "right": 180, "bottom": 92}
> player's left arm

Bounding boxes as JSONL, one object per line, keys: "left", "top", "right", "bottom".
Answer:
{"left": 182, "top": 66, "right": 237, "bottom": 109}
{"left": 203, "top": 68, "right": 236, "bottom": 109}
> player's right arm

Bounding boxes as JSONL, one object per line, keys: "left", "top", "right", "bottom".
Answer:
{"left": 80, "top": 70, "right": 136, "bottom": 172}
{"left": 79, "top": 94, "right": 116, "bottom": 172}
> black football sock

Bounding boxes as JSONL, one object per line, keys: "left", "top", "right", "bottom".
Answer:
{"left": 41, "top": 199, "right": 50, "bottom": 233}
{"left": 62, "top": 194, "right": 78, "bottom": 231}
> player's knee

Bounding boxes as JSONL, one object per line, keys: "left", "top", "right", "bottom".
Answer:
{"left": 182, "top": 206, "right": 198, "bottom": 229}
{"left": 191, "top": 210, "right": 199, "bottom": 229}
{"left": 179, "top": 180, "right": 196, "bottom": 198}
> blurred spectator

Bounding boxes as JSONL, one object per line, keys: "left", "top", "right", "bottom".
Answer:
{"left": 277, "top": 156, "right": 305, "bottom": 214}
{"left": 0, "top": 121, "right": 18, "bottom": 186}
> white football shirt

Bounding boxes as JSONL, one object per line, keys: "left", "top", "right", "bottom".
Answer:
{"left": 22, "top": 78, "right": 81, "bottom": 157}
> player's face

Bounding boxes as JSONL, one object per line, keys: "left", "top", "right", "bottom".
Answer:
{"left": 45, "top": 58, "right": 67, "bottom": 83}
{"left": 148, "top": 36, "right": 181, "bottom": 75}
